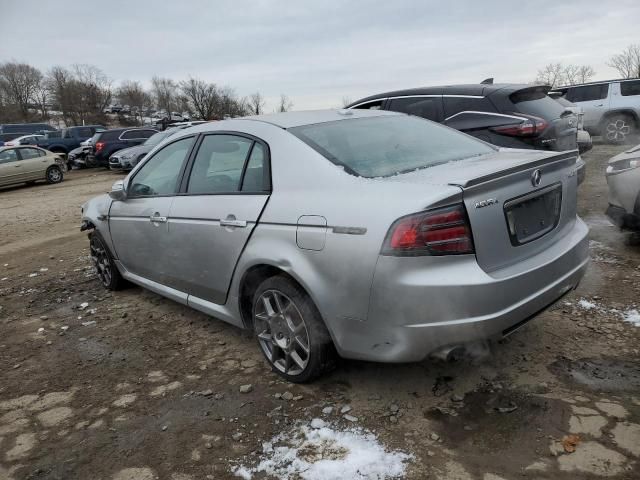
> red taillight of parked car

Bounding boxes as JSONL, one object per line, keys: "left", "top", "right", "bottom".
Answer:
{"left": 491, "top": 114, "right": 548, "bottom": 137}
{"left": 382, "top": 204, "right": 475, "bottom": 256}
{"left": 95, "top": 141, "right": 105, "bottom": 152}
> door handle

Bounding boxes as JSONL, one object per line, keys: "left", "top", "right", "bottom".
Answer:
{"left": 220, "top": 217, "right": 247, "bottom": 228}
{"left": 595, "top": 104, "right": 603, "bottom": 107}
{"left": 149, "top": 213, "right": 167, "bottom": 223}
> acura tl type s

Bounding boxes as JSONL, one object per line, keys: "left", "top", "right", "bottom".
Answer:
{"left": 81, "top": 110, "right": 589, "bottom": 382}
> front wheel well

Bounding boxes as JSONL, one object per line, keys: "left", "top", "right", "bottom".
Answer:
{"left": 239, "top": 265, "right": 304, "bottom": 329}
{"left": 602, "top": 110, "right": 639, "bottom": 127}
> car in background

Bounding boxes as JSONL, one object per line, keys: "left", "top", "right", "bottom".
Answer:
{"left": 108, "top": 124, "right": 205, "bottom": 170}
{"left": 81, "top": 109, "right": 588, "bottom": 382}
{"left": 3, "top": 134, "right": 45, "bottom": 147}
{"left": 551, "top": 78, "right": 640, "bottom": 144}
{"left": 550, "top": 94, "right": 592, "bottom": 154}
{"left": 606, "top": 143, "right": 640, "bottom": 232}
{"left": 88, "top": 127, "right": 158, "bottom": 167}
{"left": 0, "top": 123, "right": 57, "bottom": 138}
{"left": 348, "top": 84, "right": 579, "bottom": 152}
{"left": 0, "top": 145, "right": 65, "bottom": 187}
{"left": 35, "top": 125, "right": 105, "bottom": 168}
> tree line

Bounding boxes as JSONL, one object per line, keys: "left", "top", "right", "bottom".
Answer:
{"left": 535, "top": 43, "right": 640, "bottom": 88}
{"left": 0, "top": 62, "right": 293, "bottom": 126}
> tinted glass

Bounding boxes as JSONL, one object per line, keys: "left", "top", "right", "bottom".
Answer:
{"left": 0, "top": 149, "right": 19, "bottom": 164}
{"left": 241, "top": 143, "right": 268, "bottom": 192}
{"left": 187, "top": 135, "right": 252, "bottom": 194}
{"left": 99, "top": 130, "right": 122, "bottom": 141}
{"left": 566, "top": 84, "right": 608, "bottom": 102}
{"left": 74, "top": 127, "right": 93, "bottom": 138}
{"left": 129, "top": 137, "right": 194, "bottom": 197}
{"left": 620, "top": 80, "right": 640, "bottom": 97}
{"left": 443, "top": 97, "right": 496, "bottom": 118}
{"left": 388, "top": 97, "right": 440, "bottom": 121}
{"left": 121, "top": 130, "right": 144, "bottom": 140}
{"left": 352, "top": 100, "right": 384, "bottom": 110}
{"left": 19, "top": 148, "right": 43, "bottom": 159}
{"left": 510, "top": 88, "right": 566, "bottom": 119}
{"left": 290, "top": 116, "right": 495, "bottom": 178}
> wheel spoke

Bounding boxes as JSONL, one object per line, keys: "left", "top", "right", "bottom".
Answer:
{"left": 272, "top": 292, "right": 286, "bottom": 315}
{"left": 261, "top": 295, "right": 275, "bottom": 317}
{"left": 291, "top": 350, "right": 306, "bottom": 369}
{"left": 295, "top": 335, "right": 310, "bottom": 354}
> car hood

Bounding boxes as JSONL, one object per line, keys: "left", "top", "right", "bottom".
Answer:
{"left": 112, "top": 144, "right": 152, "bottom": 158}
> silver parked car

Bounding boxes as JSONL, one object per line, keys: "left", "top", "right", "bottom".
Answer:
{"left": 606, "top": 144, "right": 640, "bottom": 231}
{"left": 81, "top": 110, "right": 589, "bottom": 382}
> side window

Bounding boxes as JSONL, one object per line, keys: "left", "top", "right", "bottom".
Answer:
{"left": 139, "top": 130, "right": 157, "bottom": 139}
{"left": 566, "top": 84, "right": 609, "bottom": 102}
{"left": 443, "top": 97, "right": 496, "bottom": 118}
{"left": 0, "top": 149, "right": 19, "bottom": 164}
{"left": 75, "top": 127, "right": 93, "bottom": 138}
{"left": 620, "top": 80, "right": 640, "bottom": 97}
{"left": 129, "top": 136, "right": 194, "bottom": 197}
{"left": 387, "top": 97, "right": 441, "bottom": 121}
{"left": 351, "top": 100, "right": 384, "bottom": 110}
{"left": 241, "top": 143, "right": 269, "bottom": 192}
{"left": 19, "top": 148, "right": 43, "bottom": 160}
{"left": 187, "top": 135, "right": 253, "bottom": 194}
{"left": 121, "top": 130, "right": 140, "bottom": 140}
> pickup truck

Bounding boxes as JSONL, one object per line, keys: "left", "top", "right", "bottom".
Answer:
{"left": 34, "top": 126, "right": 105, "bottom": 167}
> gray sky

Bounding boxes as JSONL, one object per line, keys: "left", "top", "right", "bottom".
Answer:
{"left": 2, "top": 0, "right": 639, "bottom": 110}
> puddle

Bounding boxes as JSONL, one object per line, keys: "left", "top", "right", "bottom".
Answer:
{"left": 549, "top": 357, "right": 640, "bottom": 392}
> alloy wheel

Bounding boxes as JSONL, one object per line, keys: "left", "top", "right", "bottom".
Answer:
{"left": 90, "top": 237, "right": 112, "bottom": 287}
{"left": 254, "top": 289, "right": 311, "bottom": 375}
{"left": 48, "top": 168, "right": 62, "bottom": 183}
{"left": 605, "top": 118, "right": 631, "bottom": 143}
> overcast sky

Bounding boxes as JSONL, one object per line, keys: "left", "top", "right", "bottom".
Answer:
{"left": 2, "top": 0, "right": 639, "bottom": 110}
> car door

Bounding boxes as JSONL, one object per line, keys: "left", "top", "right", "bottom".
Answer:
{"left": 0, "top": 148, "right": 24, "bottom": 185}
{"left": 566, "top": 84, "right": 610, "bottom": 132}
{"left": 16, "top": 147, "right": 48, "bottom": 179}
{"left": 108, "top": 135, "right": 196, "bottom": 285}
{"left": 165, "top": 133, "right": 271, "bottom": 304}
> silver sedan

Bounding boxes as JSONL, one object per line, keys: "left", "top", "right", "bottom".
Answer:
{"left": 81, "top": 109, "right": 589, "bottom": 382}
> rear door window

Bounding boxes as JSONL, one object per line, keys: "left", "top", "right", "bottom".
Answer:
{"left": 387, "top": 97, "right": 442, "bottom": 122}
{"left": 620, "top": 80, "right": 640, "bottom": 97}
{"left": 443, "top": 97, "right": 497, "bottom": 119}
{"left": 351, "top": 99, "right": 384, "bottom": 110}
{"left": 565, "top": 84, "right": 609, "bottom": 102}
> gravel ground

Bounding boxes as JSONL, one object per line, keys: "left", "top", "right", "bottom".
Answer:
{"left": 1, "top": 143, "right": 639, "bottom": 480}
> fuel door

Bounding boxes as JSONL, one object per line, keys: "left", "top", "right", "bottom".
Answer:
{"left": 296, "top": 215, "right": 327, "bottom": 251}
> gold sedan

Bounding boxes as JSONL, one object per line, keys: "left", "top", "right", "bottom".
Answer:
{"left": 0, "top": 146, "right": 65, "bottom": 188}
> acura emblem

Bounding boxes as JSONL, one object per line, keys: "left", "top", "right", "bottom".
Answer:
{"left": 531, "top": 169, "right": 542, "bottom": 187}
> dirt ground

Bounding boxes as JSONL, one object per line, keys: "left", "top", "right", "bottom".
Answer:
{"left": 1, "top": 143, "right": 639, "bottom": 480}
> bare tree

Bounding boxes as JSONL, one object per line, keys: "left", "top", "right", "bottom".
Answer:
{"left": 179, "top": 78, "right": 218, "bottom": 120}
{"left": 219, "top": 87, "right": 249, "bottom": 117}
{"left": 117, "top": 80, "right": 151, "bottom": 125}
{"left": 0, "top": 62, "right": 43, "bottom": 121}
{"left": 247, "top": 92, "right": 265, "bottom": 115}
{"left": 607, "top": 44, "right": 640, "bottom": 79}
{"left": 151, "top": 76, "right": 177, "bottom": 115}
{"left": 276, "top": 94, "right": 293, "bottom": 112}
{"left": 535, "top": 62, "right": 596, "bottom": 87}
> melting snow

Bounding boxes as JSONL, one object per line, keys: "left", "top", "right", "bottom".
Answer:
{"left": 233, "top": 421, "right": 412, "bottom": 480}
{"left": 578, "top": 299, "right": 598, "bottom": 310}
{"left": 622, "top": 309, "right": 640, "bottom": 327}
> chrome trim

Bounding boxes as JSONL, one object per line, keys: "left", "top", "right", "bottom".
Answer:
{"left": 444, "top": 111, "right": 528, "bottom": 122}
{"left": 349, "top": 94, "right": 484, "bottom": 109}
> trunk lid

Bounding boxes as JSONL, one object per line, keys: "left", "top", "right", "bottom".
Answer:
{"left": 385, "top": 148, "right": 581, "bottom": 273}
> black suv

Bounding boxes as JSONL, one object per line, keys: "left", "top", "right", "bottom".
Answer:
{"left": 347, "top": 84, "right": 578, "bottom": 152}
{"left": 88, "top": 127, "right": 157, "bottom": 167}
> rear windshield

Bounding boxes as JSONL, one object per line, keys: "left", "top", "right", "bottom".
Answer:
{"left": 97, "top": 130, "right": 122, "bottom": 141}
{"left": 289, "top": 115, "right": 495, "bottom": 178}
{"left": 510, "top": 88, "right": 565, "bottom": 120}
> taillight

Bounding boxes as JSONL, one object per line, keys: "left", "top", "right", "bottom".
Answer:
{"left": 491, "top": 114, "right": 548, "bottom": 137}
{"left": 95, "top": 141, "right": 105, "bottom": 152}
{"left": 382, "top": 204, "right": 475, "bottom": 256}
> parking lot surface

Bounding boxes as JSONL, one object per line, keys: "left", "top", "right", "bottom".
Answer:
{"left": 1, "top": 145, "right": 639, "bottom": 479}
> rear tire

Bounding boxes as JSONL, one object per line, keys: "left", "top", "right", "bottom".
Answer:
{"left": 45, "top": 166, "right": 63, "bottom": 184}
{"left": 89, "top": 231, "right": 127, "bottom": 290}
{"left": 604, "top": 114, "right": 635, "bottom": 144}
{"left": 252, "top": 275, "right": 336, "bottom": 383}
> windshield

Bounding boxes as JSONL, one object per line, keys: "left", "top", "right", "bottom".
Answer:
{"left": 144, "top": 131, "right": 173, "bottom": 146}
{"left": 289, "top": 115, "right": 495, "bottom": 178}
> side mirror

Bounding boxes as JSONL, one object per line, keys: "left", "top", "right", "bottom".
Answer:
{"left": 109, "top": 180, "right": 127, "bottom": 201}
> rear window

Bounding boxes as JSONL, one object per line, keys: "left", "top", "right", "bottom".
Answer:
{"left": 510, "top": 88, "right": 565, "bottom": 119}
{"left": 289, "top": 115, "right": 495, "bottom": 178}
{"left": 620, "top": 80, "right": 640, "bottom": 97}
{"left": 98, "top": 130, "right": 123, "bottom": 141}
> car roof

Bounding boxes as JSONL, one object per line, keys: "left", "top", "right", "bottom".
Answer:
{"left": 555, "top": 77, "right": 640, "bottom": 90}
{"left": 347, "top": 83, "right": 533, "bottom": 107}
{"left": 240, "top": 109, "right": 400, "bottom": 129}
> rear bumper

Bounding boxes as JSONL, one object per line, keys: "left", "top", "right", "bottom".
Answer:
{"left": 333, "top": 217, "right": 589, "bottom": 362}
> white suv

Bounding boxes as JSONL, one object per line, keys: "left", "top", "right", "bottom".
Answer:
{"left": 553, "top": 79, "right": 640, "bottom": 144}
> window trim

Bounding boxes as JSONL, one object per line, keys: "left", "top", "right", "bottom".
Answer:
{"left": 126, "top": 134, "right": 198, "bottom": 199}
{"left": 177, "top": 131, "right": 272, "bottom": 197}
{"left": 15, "top": 147, "right": 46, "bottom": 160}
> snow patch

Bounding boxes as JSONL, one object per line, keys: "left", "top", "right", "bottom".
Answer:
{"left": 578, "top": 299, "right": 598, "bottom": 310}
{"left": 622, "top": 309, "right": 640, "bottom": 327}
{"left": 233, "top": 421, "right": 412, "bottom": 479}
